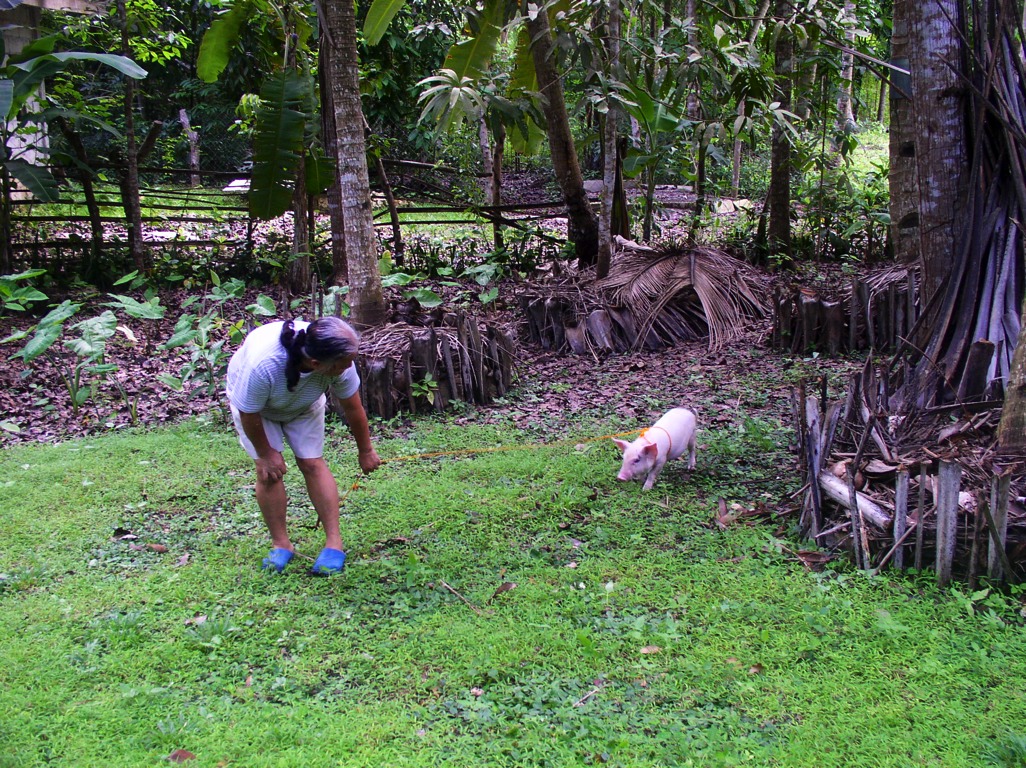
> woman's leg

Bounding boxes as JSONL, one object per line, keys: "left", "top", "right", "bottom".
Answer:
{"left": 255, "top": 473, "right": 292, "bottom": 551}
{"left": 295, "top": 457, "right": 343, "bottom": 551}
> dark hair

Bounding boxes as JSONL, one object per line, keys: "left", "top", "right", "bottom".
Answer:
{"left": 280, "top": 317, "right": 360, "bottom": 391}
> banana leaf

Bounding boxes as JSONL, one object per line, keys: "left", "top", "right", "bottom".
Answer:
{"left": 363, "top": 0, "right": 406, "bottom": 46}
{"left": 249, "top": 70, "right": 310, "bottom": 219}
{"left": 196, "top": 0, "right": 253, "bottom": 84}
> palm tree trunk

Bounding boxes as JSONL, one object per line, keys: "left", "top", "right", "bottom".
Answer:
{"left": 911, "top": 0, "right": 969, "bottom": 303}
{"left": 525, "top": 6, "right": 598, "bottom": 268}
{"left": 888, "top": 0, "right": 918, "bottom": 265}
{"left": 319, "top": 36, "right": 349, "bottom": 285}
{"left": 117, "top": 0, "right": 147, "bottom": 273}
{"left": 323, "top": 0, "right": 385, "bottom": 328}
{"left": 765, "top": 0, "right": 793, "bottom": 267}
{"left": 596, "top": 0, "right": 620, "bottom": 279}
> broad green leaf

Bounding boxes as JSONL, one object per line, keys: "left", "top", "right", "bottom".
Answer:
{"left": 10, "top": 287, "right": 47, "bottom": 303}
{"left": 304, "top": 148, "right": 334, "bottom": 195}
{"left": 247, "top": 294, "right": 276, "bottom": 316}
{"left": 403, "top": 288, "right": 443, "bottom": 308}
{"left": 104, "top": 294, "right": 165, "bottom": 320}
{"left": 160, "top": 328, "right": 199, "bottom": 350}
{"left": 249, "top": 70, "right": 310, "bottom": 219}
{"left": 442, "top": 0, "right": 507, "bottom": 80}
{"left": 0, "top": 329, "right": 28, "bottom": 344}
{"left": 363, "top": 0, "right": 406, "bottom": 47}
{"left": 16, "top": 324, "right": 62, "bottom": 361}
{"left": 113, "top": 270, "right": 139, "bottom": 286}
{"left": 381, "top": 272, "right": 417, "bottom": 287}
{"left": 0, "top": 79, "right": 13, "bottom": 121}
{"left": 0, "top": 419, "right": 21, "bottom": 433}
{"left": 1, "top": 268, "right": 45, "bottom": 282}
{"left": 196, "top": 0, "right": 251, "bottom": 83}
{"left": 8, "top": 32, "right": 56, "bottom": 62}
{"left": 45, "top": 53, "right": 147, "bottom": 79}
{"left": 38, "top": 300, "right": 80, "bottom": 329}
{"left": 5, "top": 159, "right": 60, "bottom": 203}
{"left": 66, "top": 311, "right": 117, "bottom": 360}
{"left": 157, "top": 374, "right": 183, "bottom": 390}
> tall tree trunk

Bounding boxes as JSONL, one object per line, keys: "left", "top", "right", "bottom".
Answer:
{"left": 888, "top": 0, "right": 919, "bottom": 265}
{"left": 912, "top": 0, "right": 969, "bottom": 303}
{"left": 765, "top": 1, "right": 793, "bottom": 267}
{"left": 56, "top": 118, "right": 104, "bottom": 279}
{"left": 374, "top": 151, "right": 404, "bottom": 266}
{"left": 319, "top": 36, "right": 348, "bottom": 284}
{"left": 836, "top": 1, "right": 857, "bottom": 131}
{"left": 597, "top": 0, "right": 620, "bottom": 280}
{"left": 525, "top": 6, "right": 599, "bottom": 268}
{"left": 323, "top": 0, "right": 386, "bottom": 328}
{"left": 998, "top": 295, "right": 1026, "bottom": 451}
{"left": 116, "top": 0, "right": 147, "bottom": 273}
{"left": 490, "top": 120, "right": 505, "bottom": 254}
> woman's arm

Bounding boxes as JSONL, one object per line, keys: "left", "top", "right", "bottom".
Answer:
{"left": 336, "top": 393, "right": 381, "bottom": 474}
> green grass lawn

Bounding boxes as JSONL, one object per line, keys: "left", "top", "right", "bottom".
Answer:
{"left": 2, "top": 410, "right": 1025, "bottom": 767}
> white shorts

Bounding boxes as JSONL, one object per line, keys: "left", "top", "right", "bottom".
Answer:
{"left": 231, "top": 400, "right": 325, "bottom": 460}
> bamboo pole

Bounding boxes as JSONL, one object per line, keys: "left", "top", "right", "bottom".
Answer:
{"left": 986, "top": 472, "right": 1013, "bottom": 581}
{"left": 935, "top": 460, "right": 961, "bottom": 587}
{"left": 893, "top": 469, "right": 909, "bottom": 570}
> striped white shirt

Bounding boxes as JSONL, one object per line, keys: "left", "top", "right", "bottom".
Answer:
{"left": 225, "top": 320, "right": 360, "bottom": 422}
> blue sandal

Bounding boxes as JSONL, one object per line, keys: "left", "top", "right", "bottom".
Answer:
{"left": 310, "top": 548, "right": 346, "bottom": 576}
{"left": 261, "top": 548, "right": 294, "bottom": 573}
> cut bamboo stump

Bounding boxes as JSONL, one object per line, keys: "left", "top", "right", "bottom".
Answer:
{"left": 772, "top": 267, "right": 921, "bottom": 356}
{"left": 354, "top": 313, "right": 515, "bottom": 419}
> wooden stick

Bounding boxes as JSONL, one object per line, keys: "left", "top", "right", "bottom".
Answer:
{"left": 871, "top": 516, "right": 926, "bottom": 576}
{"left": 967, "top": 487, "right": 987, "bottom": 590}
{"left": 440, "top": 581, "right": 483, "bottom": 615}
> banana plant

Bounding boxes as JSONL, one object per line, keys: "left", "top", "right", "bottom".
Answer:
{"left": 196, "top": 0, "right": 331, "bottom": 220}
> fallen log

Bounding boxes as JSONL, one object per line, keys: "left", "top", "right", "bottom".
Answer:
{"left": 818, "top": 471, "right": 892, "bottom": 529}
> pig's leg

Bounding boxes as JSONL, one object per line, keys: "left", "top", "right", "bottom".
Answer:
{"left": 686, "top": 433, "right": 696, "bottom": 471}
{"left": 642, "top": 457, "right": 668, "bottom": 490}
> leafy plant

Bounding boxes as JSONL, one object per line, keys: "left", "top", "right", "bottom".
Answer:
{"left": 0, "top": 269, "right": 48, "bottom": 314}
{"left": 410, "top": 372, "right": 439, "bottom": 400}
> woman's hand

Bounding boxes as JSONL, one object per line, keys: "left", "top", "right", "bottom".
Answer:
{"left": 255, "top": 451, "right": 288, "bottom": 484}
{"left": 358, "top": 447, "right": 381, "bottom": 474}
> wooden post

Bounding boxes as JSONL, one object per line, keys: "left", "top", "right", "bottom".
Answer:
{"left": 804, "top": 395, "right": 823, "bottom": 539}
{"left": 967, "top": 489, "right": 986, "bottom": 590}
{"left": 848, "top": 278, "right": 859, "bottom": 351}
{"left": 893, "top": 469, "right": 909, "bottom": 570}
{"left": 935, "top": 460, "right": 961, "bottom": 587}
{"left": 987, "top": 472, "right": 1012, "bottom": 580}
{"left": 915, "top": 465, "right": 927, "bottom": 570}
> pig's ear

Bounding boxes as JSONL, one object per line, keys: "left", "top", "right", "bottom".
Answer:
{"left": 612, "top": 439, "right": 630, "bottom": 453}
{"left": 641, "top": 443, "right": 659, "bottom": 456}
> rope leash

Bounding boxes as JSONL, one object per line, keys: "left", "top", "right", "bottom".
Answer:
{"left": 336, "top": 428, "right": 644, "bottom": 505}
{"left": 376, "top": 429, "right": 643, "bottom": 465}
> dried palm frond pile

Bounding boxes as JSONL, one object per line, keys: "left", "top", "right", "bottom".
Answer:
{"left": 519, "top": 237, "right": 769, "bottom": 355}
{"left": 354, "top": 312, "right": 515, "bottom": 419}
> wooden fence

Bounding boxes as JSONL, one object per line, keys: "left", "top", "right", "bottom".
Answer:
{"left": 797, "top": 382, "right": 1020, "bottom": 586}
